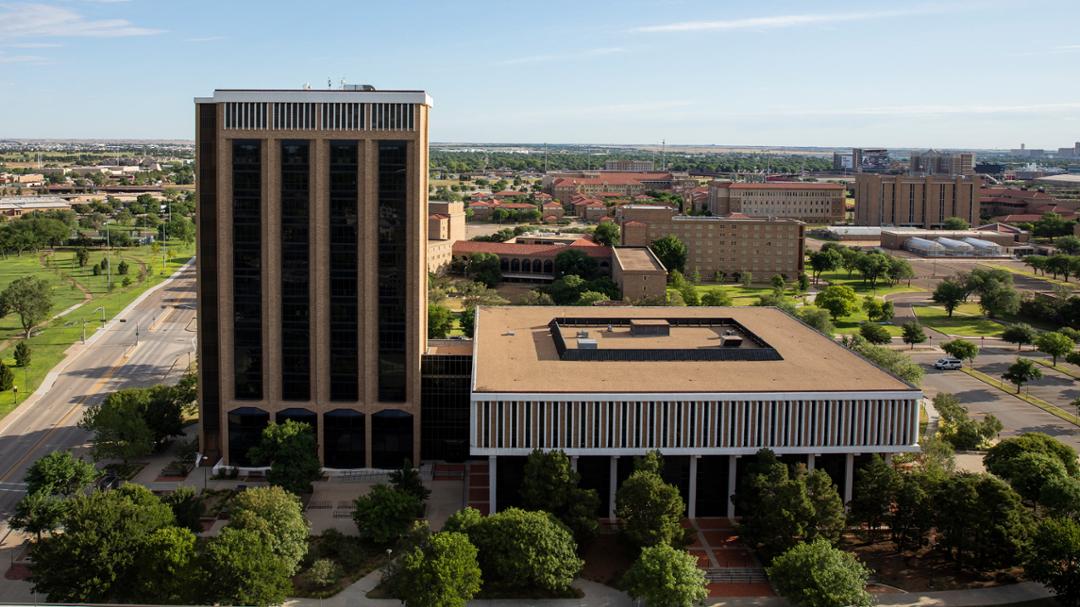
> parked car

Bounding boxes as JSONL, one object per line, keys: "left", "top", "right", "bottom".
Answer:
{"left": 934, "top": 357, "right": 963, "bottom": 370}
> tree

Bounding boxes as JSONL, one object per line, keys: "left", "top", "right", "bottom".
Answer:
{"left": 1001, "top": 451, "right": 1069, "bottom": 504}
{"left": 740, "top": 271, "right": 754, "bottom": 287}
{"left": 1003, "top": 358, "right": 1042, "bottom": 393}
{"left": 616, "top": 460, "right": 685, "bottom": 549}
{"left": 1002, "top": 323, "right": 1037, "bottom": 351}
{"left": 890, "top": 471, "right": 936, "bottom": 551}
{"left": 622, "top": 544, "right": 708, "bottom": 607}
{"left": 394, "top": 532, "right": 482, "bottom": 607}
{"left": 855, "top": 252, "right": 891, "bottom": 288}
{"left": 13, "top": 340, "right": 30, "bottom": 367}
{"left": 770, "top": 273, "right": 786, "bottom": 292}
{"left": 248, "top": 420, "right": 321, "bottom": 495}
{"left": 934, "top": 393, "right": 1002, "bottom": 450}
{"left": 460, "top": 306, "right": 476, "bottom": 338}
{"left": 978, "top": 280, "right": 1021, "bottom": 319}
{"left": 163, "top": 486, "right": 204, "bottom": 533}
{"left": 901, "top": 321, "right": 927, "bottom": 349}
{"left": 1026, "top": 517, "right": 1080, "bottom": 607}
{"left": 78, "top": 390, "right": 155, "bottom": 463}
{"left": 29, "top": 485, "right": 178, "bottom": 603}
{"left": 129, "top": 526, "right": 198, "bottom": 604}
{"left": 578, "top": 289, "right": 610, "bottom": 306}
{"left": 650, "top": 234, "right": 688, "bottom": 274}
{"left": 390, "top": 458, "right": 431, "bottom": 503}
{"left": 200, "top": 527, "right": 292, "bottom": 607}
{"left": 10, "top": 490, "right": 66, "bottom": 540}
{"left": 767, "top": 540, "right": 873, "bottom": 607}
{"left": 809, "top": 249, "right": 842, "bottom": 283}
{"left": 943, "top": 216, "right": 970, "bottom": 230}
{"left": 520, "top": 289, "right": 554, "bottom": 305}
{"left": 117, "top": 260, "right": 129, "bottom": 275}
{"left": 815, "top": 285, "right": 859, "bottom": 320}
{"left": 0, "top": 362, "right": 14, "bottom": 392}
{"left": 0, "top": 276, "right": 53, "bottom": 338}
{"left": 428, "top": 303, "right": 454, "bottom": 339}
{"left": 985, "top": 432, "right": 1080, "bottom": 479}
{"left": 850, "top": 455, "right": 900, "bottom": 540}
{"left": 75, "top": 247, "right": 90, "bottom": 267}
{"left": 1058, "top": 235, "right": 1080, "bottom": 255}
{"left": 799, "top": 307, "right": 836, "bottom": 336}
{"left": 453, "top": 507, "right": 582, "bottom": 593}
{"left": 554, "top": 248, "right": 600, "bottom": 279}
{"left": 229, "top": 485, "right": 309, "bottom": 575}
{"left": 932, "top": 278, "right": 968, "bottom": 317}
{"left": 353, "top": 484, "right": 422, "bottom": 545}
{"left": 798, "top": 273, "right": 811, "bottom": 292}
{"left": 520, "top": 449, "right": 600, "bottom": 543}
{"left": 1070, "top": 351, "right": 1080, "bottom": 369}
{"left": 1037, "top": 331, "right": 1076, "bottom": 365}
{"left": 859, "top": 322, "right": 892, "bottom": 345}
{"left": 843, "top": 335, "right": 924, "bottom": 386}
{"left": 592, "top": 221, "right": 620, "bottom": 247}
{"left": 467, "top": 252, "right": 501, "bottom": 287}
{"left": 24, "top": 450, "right": 99, "bottom": 496}
{"left": 700, "top": 289, "right": 733, "bottom": 306}
{"left": 942, "top": 339, "right": 979, "bottom": 367}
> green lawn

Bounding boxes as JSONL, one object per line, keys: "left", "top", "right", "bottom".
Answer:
{"left": 983, "top": 264, "right": 1079, "bottom": 289}
{"left": 912, "top": 304, "right": 1005, "bottom": 337}
{"left": 814, "top": 270, "right": 923, "bottom": 298}
{"left": 688, "top": 283, "right": 786, "bottom": 306}
{"left": 0, "top": 241, "right": 194, "bottom": 419}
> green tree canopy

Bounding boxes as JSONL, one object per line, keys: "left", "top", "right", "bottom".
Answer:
{"left": 767, "top": 539, "right": 873, "bottom": 607}
{"left": 24, "top": 450, "right": 99, "bottom": 496}
{"left": 932, "top": 278, "right": 968, "bottom": 317}
{"left": 942, "top": 339, "right": 979, "bottom": 366}
{"left": 622, "top": 544, "right": 708, "bottom": 607}
{"left": 592, "top": 221, "right": 620, "bottom": 247}
{"left": 616, "top": 463, "right": 685, "bottom": 549}
{"left": 650, "top": 234, "right": 688, "bottom": 274}
{"left": 200, "top": 527, "right": 293, "bottom": 607}
{"left": 229, "top": 485, "right": 309, "bottom": 575}
{"left": 815, "top": 285, "right": 859, "bottom": 320}
{"left": 248, "top": 420, "right": 321, "bottom": 495}
{"left": 1037, "top": 331, "right": 1076, "bottom": 365}
{"left": 1003, "top": 357, "right": 1042, "bottom": 393}
{"left": 428, "top": 303, "right": 455, "bottom": 339}
{"left": 353, "top": 484, "right": 422, "bottom": 546}
{"left": 0, "top": 276, "right": 53, "bottom": 339}
{"left": 1002, "top": 323, "right": 1037, "bottom": 351}
{"left": 901, "top": 321, "right": 927, "bottom": 349}
{"left": 520, "top": 449, "right": 600, "bottom": 543}
{"left": 393, "top": 531, "right": 482, "bottom": 607}
{"left": 1026, "top": 517, "right": 1080, "bottom": 607}
{"left": 554, "top": 248, "right": 601, "bottom": 280}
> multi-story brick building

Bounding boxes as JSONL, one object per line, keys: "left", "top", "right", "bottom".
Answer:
{"left": 854, "top": 174, "right": 981, "bottom": 228}
{"left": 195, "top": 86, "right": 432, "bottom": 468}
{"left": 909, "top": 150, "right": 975, "bottom": 176}
{"left": 617, "top": 205, "right": 805, "bottom": 279}
{"left": 545, "top": 171, "right": 675, "bottom": 202}
{"left": 428, "top": 200, "right": 465, "bottom": 273}
{"left": 707, "top": 181, "right": 846, "bottom": 224}
{"left": 612, "top": 247, "right": 667, "bottom": 302}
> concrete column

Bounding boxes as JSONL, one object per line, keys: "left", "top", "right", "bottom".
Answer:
{"left": 883, "top": 453, "right": 893, "bottom": 465}
{"left": 570, "top": 456, "right": 579, "bottom": 473}
{"left": 489, "top": 455, "right": 497, "bottom": 514}
{"left": 727, "top": 455, "right": 738, "bottom": 521}
{"left": 608, "top": 456, "right": 618, "bottom": 521}
{"left": 844, "top": 453, "right": 855, "bottom": 505}
{"left": 807, "top": 454, "right": 816, "bottom": 472}
{"left": 688, "top": 456, "right": 699, "bottom": 520}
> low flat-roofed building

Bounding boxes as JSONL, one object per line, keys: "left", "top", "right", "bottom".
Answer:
{"left": 612, "top": 247, "right": 667, "bottom": 302}
{"left": 0, "top": 195, "right": 72, "bottom": 217}
{"left": 880, "top": 228, "right": 1023, "bottom": 254}
{"left": 469, "top": 305, "right": 921, "bottom": 518}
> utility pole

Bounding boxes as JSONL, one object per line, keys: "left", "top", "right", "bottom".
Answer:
{"left": 105, "top": 224, "right": 111, "bottom": 290}
{"left": 661, "top": 139, "right": 666, "bottom": 171}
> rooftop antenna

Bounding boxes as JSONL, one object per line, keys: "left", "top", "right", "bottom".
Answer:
{"left": 327, "top": 78, "right": 332, "bottom": 89}
{"left": 661, "top": 139, "right": 666, "bottom": 171}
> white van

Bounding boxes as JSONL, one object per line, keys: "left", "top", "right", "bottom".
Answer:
{"left": 934, "top": 357, "right": 963, "bottom": 370}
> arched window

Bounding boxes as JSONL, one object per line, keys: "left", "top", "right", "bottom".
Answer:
{"left": 510, "top": 258, "right": 520, "bottom": 272}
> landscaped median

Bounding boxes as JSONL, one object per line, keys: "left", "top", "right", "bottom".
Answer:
{"left": 913, "top": 303, "right": 1004, "bottom": 337}
{"left": 960, "top": 366, "right": 1080, "bottom": 426}
{"left": 1032, "top": 358, "right": 1080, "bottom": 381}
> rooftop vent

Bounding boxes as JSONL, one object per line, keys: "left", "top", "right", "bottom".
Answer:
{"left": 576, "top": 330, "right": 590, "bottom": 339}
{"left": 578, "top": 338, "right": 598, "bottom": 350}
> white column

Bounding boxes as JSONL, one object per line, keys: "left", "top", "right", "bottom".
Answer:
{"left": 807, "top": 454, "right": 816, "bottom": 472}
{"left": 843, "top": 453, "right": 855, "bottom": 505}
{"left": 488, "top": 455, "right": 497, "bottom": 514}
{"left": 608, "top": 456, "right": 619, "bottom": 521}
{"left": 688, "top": 456, "right": 699, "bottom": 520}
{"left": 570, "top": 456, "right": 579, "bottom": 473}
{"left": 727, "top": 455, "right": 738, "bottom": 521}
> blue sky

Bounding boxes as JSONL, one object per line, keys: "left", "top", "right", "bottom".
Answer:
{"left": 2, "top": 0, "right": 1079, "bottom": 148}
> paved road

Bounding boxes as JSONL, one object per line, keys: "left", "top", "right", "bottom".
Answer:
{"left": 0, "top": 264, "right": 196, "bottom": 530}
{"left": 912, "top": 348, "right": 1080, "bottom": 453}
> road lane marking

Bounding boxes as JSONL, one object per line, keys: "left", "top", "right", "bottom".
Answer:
{"left": 0, "top": 355, "right": 126, "bottom": 483}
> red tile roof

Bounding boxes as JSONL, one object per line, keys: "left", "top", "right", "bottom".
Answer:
{"left": 452, "top": 240, "right": 612, "bottom": 259}
{"left": 553, "top": 172, "right": 673, "bottom": 187}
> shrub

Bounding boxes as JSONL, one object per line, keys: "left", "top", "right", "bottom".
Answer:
{"left": 623, "top": 544, "right": 708, "bottom": 607}
{"left": 353, "top": 484, "right": 421, "bottom": 546}
{"left": 307, "top": 559, "right": 342, "bottom": 589}
{"left": 767, "top": 539, "right": 873, "bottom": 607}
{"left": 457, "top": 507, "right": 581, "bottom": 593}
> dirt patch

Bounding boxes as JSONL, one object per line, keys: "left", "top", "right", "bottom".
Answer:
{"left": 843, "top": 536, "right": 1023, "bottom": 592}
{"left": 580, "top": 529, "right": 635, "bottom": 587}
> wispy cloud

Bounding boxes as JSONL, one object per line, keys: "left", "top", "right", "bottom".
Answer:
{"left": 630, "top": 7, "right": 948, "bottom": 33}
{"left": 0, "top": 3, "right": 163, "bottom": 38}
{"left": 185, "top": 35, "right": 225, "bottom": 43}
{"left": 496, "top": 46, "right": 626, "bottom": 66}
{"left": 4, "top": 41, "right": 61, "bottom": 48}
{"left": 0, "top": 51, "right": 48, "bottom": 64}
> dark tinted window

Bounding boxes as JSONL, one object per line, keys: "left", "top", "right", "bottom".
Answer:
{"left": 232, "top": 140, "right": 262, "bottom": 400}
{"left": 280, "top": 140, "right": 310, "bottom": 400}
{"left": 329, "top": 141, "right": 359, "bottom": 401}
{"left": 377, "top": 141, "right": 408, "bottom": 402}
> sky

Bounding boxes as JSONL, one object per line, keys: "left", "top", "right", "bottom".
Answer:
{"left": 1, "top": 0, "right": 1079, "bottom": 149}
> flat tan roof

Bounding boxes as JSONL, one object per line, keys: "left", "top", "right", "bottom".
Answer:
{"left": 614, "top": 247, "right": 666, "bottom": 272}
{"left": 473, "top": 306, "right": 915, "bottom": 394}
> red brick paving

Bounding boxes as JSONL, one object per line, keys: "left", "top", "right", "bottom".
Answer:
{"left": 707, "top": 582, "right": 774, "bottom": 597}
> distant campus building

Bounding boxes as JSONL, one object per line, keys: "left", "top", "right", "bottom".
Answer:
{"left": 854, "top": 174, "right": 981, "bottom": 228}
{"left": 706, "top": 181, "right": 846, "bottom": 224}
{"left": 617, "top": 205, "right": 806, "bottom": 279}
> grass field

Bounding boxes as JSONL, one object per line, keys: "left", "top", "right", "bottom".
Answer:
{"left": 984, "top": 263, "right": 1079, "bottom": 289}
{"left": 0, "top": 240, "right": 194, "bottom": 419}
{"left": 912, "top": 304, "right": 1005, "bottom": 337}
{"left": 815, "top": 270, "right": 923, "bottom": 298}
